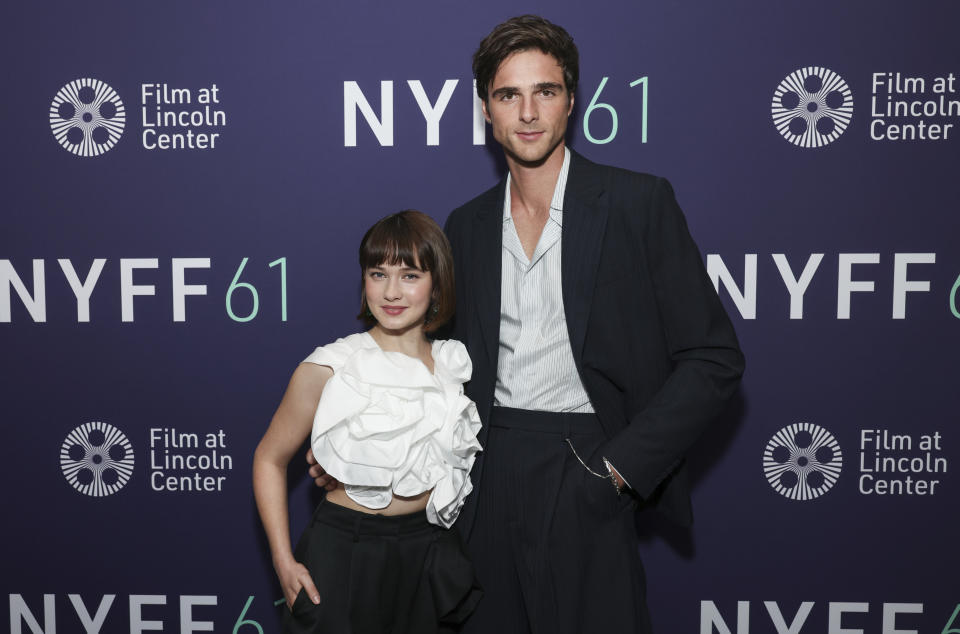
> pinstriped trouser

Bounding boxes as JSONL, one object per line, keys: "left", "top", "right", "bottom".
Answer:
{"left": 460, "top": 407, "right": 652, "bottom": 634}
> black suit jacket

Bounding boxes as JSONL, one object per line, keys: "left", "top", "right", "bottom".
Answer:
{"left": 444, "top": 149, "right": 744, "bottom": 531}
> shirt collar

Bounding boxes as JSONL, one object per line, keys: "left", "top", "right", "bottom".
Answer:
{"left": 503, "top": 147, "right": 570, "bottom": 227}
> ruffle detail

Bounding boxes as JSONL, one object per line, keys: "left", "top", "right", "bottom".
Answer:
{"left": 310, "top": 335, "right": 482, "bottom": 528}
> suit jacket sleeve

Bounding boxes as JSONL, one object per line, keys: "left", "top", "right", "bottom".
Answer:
{"left": 601, "top": 176, "right": 744, "bottom": 501}
{"left": 442, "top": 210, "right": 468, "bottom": 345}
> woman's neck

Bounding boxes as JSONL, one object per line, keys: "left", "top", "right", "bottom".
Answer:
{"left": 368, "top": 324, "right": 430, "bottom": 358}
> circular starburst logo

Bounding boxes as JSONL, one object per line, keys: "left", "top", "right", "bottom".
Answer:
{"left": 49, "top": 78, "right": 125, "bottom": 157}
{"left": 60, "top": 422, "right": 135, "bottom": 497}
{"left": 771, "top": 67, "right": 853, "bottom": 148}
{"left": 763, "top": 422, "right": 842, "bottom": 500}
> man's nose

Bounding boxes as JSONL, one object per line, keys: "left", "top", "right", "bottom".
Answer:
{"left": 519, "top": 96, "right": 538, "bottom": 124}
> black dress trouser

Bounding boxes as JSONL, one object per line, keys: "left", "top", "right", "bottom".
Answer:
{"left": 460, "top": 407, "right": 652, "bottom": 634}
{"left": 282, "top": 500, "right": 481, "bottom": 634}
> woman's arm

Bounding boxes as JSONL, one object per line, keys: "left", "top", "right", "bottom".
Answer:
{"left": 252, "top": 362, "right": 333, "bottom": 608}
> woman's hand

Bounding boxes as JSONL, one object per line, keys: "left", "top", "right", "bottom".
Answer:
{"left": 275, "top": 556, "right": 321, "bottom": 610}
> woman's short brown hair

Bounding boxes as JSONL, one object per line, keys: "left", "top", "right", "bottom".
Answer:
{"left": 357, "top": 210, "right": 455, "bottom": 334}
{"left": 473, "top": 15, "right": 579, "bottom": 103}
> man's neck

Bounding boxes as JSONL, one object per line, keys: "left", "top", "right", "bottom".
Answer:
{"left": 506, "top": 142, "right": 566, "bottom": 219}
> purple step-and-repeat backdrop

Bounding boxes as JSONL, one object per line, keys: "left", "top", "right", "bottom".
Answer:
{"left": 3, "top": 1, "right": 958, "bottom": 632}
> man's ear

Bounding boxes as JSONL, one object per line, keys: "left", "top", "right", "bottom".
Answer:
{"left": 567, "top": 93, "right": 575, "bottom": 116}
{"left": 481, "top": 99, "right": 491, "bottom": 124}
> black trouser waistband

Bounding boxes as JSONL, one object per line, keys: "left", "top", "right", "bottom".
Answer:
{"left": 489, "top": 406, "right": 602, "bottom": 434}
{"left": 313, "top": 499, "right": 433, "bottom": 538}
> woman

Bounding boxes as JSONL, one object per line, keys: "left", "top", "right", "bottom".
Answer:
{"left": 253, "top": 210, "right": 482, "bottom": 634}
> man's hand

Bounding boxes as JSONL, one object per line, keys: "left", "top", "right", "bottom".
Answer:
{"left": 604, "top": 459, "right": 627, "bottom": 491}
{"left": 306, "top": 448, "right": 338, "bottom": 491}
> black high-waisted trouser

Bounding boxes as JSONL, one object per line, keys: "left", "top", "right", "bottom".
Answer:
{"left": 461, "top": 407, "right": 652, "bottom": 634}
{"left": 282, "top": 499, "right": 481, "bottom": 634}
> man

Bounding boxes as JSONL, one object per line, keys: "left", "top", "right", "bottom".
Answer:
{"left": 314, "top": 15, "right": 744, "bottom": 633}
{"left": 444, "top": 15, "right": 743, "bottom": 634}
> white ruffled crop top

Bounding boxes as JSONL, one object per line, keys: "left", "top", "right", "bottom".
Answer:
{"left": 303, "top": 332, "right": 482, "bottom": 528}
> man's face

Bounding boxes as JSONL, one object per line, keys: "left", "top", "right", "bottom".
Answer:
{"left": 482, "top": 49, "right": 573, "bottom": 167}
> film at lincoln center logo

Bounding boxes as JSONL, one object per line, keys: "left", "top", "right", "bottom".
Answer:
{"left": 49, "top": 78, "right": 125, "bottom": 157}
{"left": 60, "top": 422, "right": 135, "bottom": 496}
{"left": 771, "top": 67, "right": 853, "bottom": 148}
{"left": 763, "top": 422, "right": 842, "bottom": 500}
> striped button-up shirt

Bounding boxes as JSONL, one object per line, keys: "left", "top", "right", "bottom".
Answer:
{"left": 494, "top": 149, "right": 594, "bottom": 413}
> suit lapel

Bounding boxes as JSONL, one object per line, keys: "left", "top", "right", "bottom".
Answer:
{"left": 472, "top": 178, "right": 506, "bottom": 370}
{"left": 561, "top": 150, "right": 608, "bottom": 368}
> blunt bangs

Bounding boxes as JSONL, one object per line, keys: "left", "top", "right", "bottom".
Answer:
{"left": 359, "top": 218, "right": 434, "bottom": 274}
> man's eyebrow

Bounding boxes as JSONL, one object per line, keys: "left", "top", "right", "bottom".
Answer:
{"left": 491, "top": 82, "right": 564, "bottom": 97}
{"left": 535, "top": 82, "right": 564, "bottom": 92}
{"left": 490, "top": 86, "right": 518, "bottom": 97}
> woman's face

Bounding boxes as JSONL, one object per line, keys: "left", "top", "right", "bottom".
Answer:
{"left": 364, "top": 260, "right": 433, "bottom": 334}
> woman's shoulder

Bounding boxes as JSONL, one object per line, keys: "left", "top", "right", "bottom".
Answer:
{"left": 302, "top": 332, "right": 376, "bottom": 370}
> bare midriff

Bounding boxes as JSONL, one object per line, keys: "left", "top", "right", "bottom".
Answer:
{"left": 325, "top": 484, "right": 431, "bottom": 515}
